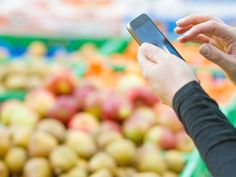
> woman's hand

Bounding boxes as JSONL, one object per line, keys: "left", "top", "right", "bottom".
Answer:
{"left": 175, "top": 14, "right": 236, "bottom": 84}
{"left": 138, "top": 43, "right": 196, "bottom": 106}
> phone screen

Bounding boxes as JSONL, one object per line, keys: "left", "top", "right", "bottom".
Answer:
{"left": 134, "top": 21, "right": 183, "bottom": 59}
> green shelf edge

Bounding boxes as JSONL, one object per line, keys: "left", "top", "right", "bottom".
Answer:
{"left": 0, "top": 91, "right": 27, "bottom": 102}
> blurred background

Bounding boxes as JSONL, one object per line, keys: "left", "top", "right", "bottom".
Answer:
{"left": 1, "top": 0, "right": 236, "bottom": 38}
{"left": 0, "top": 1, "right": 236, "bottom": 177}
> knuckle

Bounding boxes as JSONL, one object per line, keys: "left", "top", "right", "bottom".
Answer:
{"left": 204, "top": 14, "right": 220, "bottom": 22}
{"left": 203, "top": 48, "right": 212, "bottom": 59}
{"left": 146, "top": 46, "right": 157, "bottom": 59}
{"left": 144, "top": 46, "right": 152, "bottom": 54}
{"left": 148, "top": 47, "right": 155, "bottom": 54}
{"left": 149, "top": 53, "right": 155, "bottom": 60}
{"left": 227, "top": 57, "right": 236, "bottom": 68}
{"left": 213, "top": 52, "right": 222, "bottom": 62}
{"left": 208, "top": 20, "right": 219, "bottom": 28}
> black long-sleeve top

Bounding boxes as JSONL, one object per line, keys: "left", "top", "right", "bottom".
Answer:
{"left": 173, "top": 81, "right": 236, "bottom": 177}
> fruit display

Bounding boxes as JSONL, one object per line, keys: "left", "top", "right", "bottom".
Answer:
{"left": 0, "top": 39, "right": 234, "bottom": 105}
{"left": 0, "top": 1, "right": 235, "bottom": 177}
{"left": 0, "top": 65, "right": 195, "bottom": 177}
{"left": 0, "top": 37, "right": 235, "bottom": 177}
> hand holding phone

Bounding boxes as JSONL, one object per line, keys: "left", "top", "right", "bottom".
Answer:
{"left": 127, "top": 14, "right": 184, "bottom": 60}
{"left": 127, "top": 14, "right": 196, "bottom": 106}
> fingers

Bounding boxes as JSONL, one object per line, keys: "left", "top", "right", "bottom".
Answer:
{"left": 178, "top": 34, "right": 210, "bottom": 44}
{"left": 137, "top": 48, "right": 155, "bottom": 71}
{"left": 176, "top": 14, "right": 222, "bottom": 28}
{"left": 140, "top": 43, "right": 166, "bottom": 63}
{"left": 175, "top": 26, "right": 193, "bottom": 34}
{"left": 178, "top": 21, "right": 233, "bottom": 43}
{"left": 199, "top": 44, "right": 234, "bottom": 71}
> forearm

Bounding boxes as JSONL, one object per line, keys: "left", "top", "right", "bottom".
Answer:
{"left": 173, "top": 81, "right": 236, "bottom": 177}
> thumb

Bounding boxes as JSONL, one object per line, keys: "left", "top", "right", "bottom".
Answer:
{"left": 140, "top": 43, "right": 166, "bottom": 63}
{"left": 199, "top": 44, "right": 233, "bottom": 71}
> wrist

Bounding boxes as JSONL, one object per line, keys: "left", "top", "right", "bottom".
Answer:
{"left": 172, "top": 80, "right": 200, "bottom": 108}
{"left": 168, "top": 79, "right": 198, "bottom": 107}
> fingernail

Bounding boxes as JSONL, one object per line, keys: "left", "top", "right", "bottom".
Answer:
{"left": 200, "top": 44, "right": 210, "bottom": 56}
{"left": 141, "top": 43, "right": 152, "bottom": 49}
{"left": 141, "top": 42, "right": 150, "bottom": 48}
{"left": 177, "top": 37, "right": 184, "bottom": 42}
{"left": 176, "top": 18, "right": 184, "bottom": 25}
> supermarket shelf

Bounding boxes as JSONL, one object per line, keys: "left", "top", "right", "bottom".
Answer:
{"left": 0, "top": 35, "right": 130, "bottom": 57}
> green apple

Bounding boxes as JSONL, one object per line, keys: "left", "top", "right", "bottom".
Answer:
{"left": 89, "top": 152, "right": 116, "bottom": 172}
{"left": 106, "top": 139, "right": 136, "bottom": 166}
{"left": 135, "top": 144, "right": 166, "bottom": 175}
{"left": 10, "top": 106, "right": 39, "bottom": 127}
{"left": 50, "top": 145, "right": 77, "bottom": 175}
{"left": 0, "top": 160, "right": 9, "bottom": 177}
{"left": 90, "top": 169, "right": 113, "bottom": 177}
{"left": 5, "top": 147, "right": 27, "bottom": 174}
{"left": 29, "top": 132, "right": 58, "bottom": 158}
{"left": 66, "top": 131, "right": 96, "bottom": 159}
{"left": 24, "top": 158, "right": 52, "bottom": 177}
{"left": 164, "top": 150, "right": 186, "bottom": 173}
{"left": 0, "top": 100, "right": 23, "bottom": 125}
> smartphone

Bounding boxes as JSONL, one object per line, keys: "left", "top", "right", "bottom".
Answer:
{"left": 127, "top": 13, "right": 184, "bottom": 60}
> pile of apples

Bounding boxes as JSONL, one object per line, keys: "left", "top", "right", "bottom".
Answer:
{"left": 0, "top": 60, "right": 52, "bottom": 92}
{"left": 0, "top": 67, "right": 195, "bottom": 177}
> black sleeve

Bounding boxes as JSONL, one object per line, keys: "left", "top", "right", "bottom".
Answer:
{"left": 173, "top": 81, "right": 236, "bottom": 177}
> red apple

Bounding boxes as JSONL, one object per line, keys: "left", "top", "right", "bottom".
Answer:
{"left": 45, "top": 67, "right": 76, "bottom": 95}
{"left": 124, "top": 118, "right": 151, "bottom": 144}
{"left": 144, "top": 126, "right": 176, "bottom": 150}
{"left": 127, "top": 87, "right": 159, "bottom": 107}
{"left": 66, "top": 131, "right": 97, "bottom": 159}
{"left": 25, "top": 89, "right": 55, "bottom": 118}
{"left": 123, "top": 107, "right": 157, "bottom": 144}
{"left": 48, "top": 95, "right": 78, "bottom": 125}
{"left": 84, "top": 90, "right": 107, "bottom": 118}
{"left": 100, "top": 121, "right": 122, "bottom": 133}
{"left": 102, "top": 94, "right": 133, "bottom": 122}
{"left": 73, "top": 84, "right": 97, "bottom": 110}
{"left": 68, "top": 112, "right": 99, "bottom": 133}
{"left": 131, "top": 107, "right": 157, "bottom": 123}
{"left": 155, "top": 104, "right": 183, "bottom": 132}
{"left": 176, "top": 131, "right": 195, "bottom": 152}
